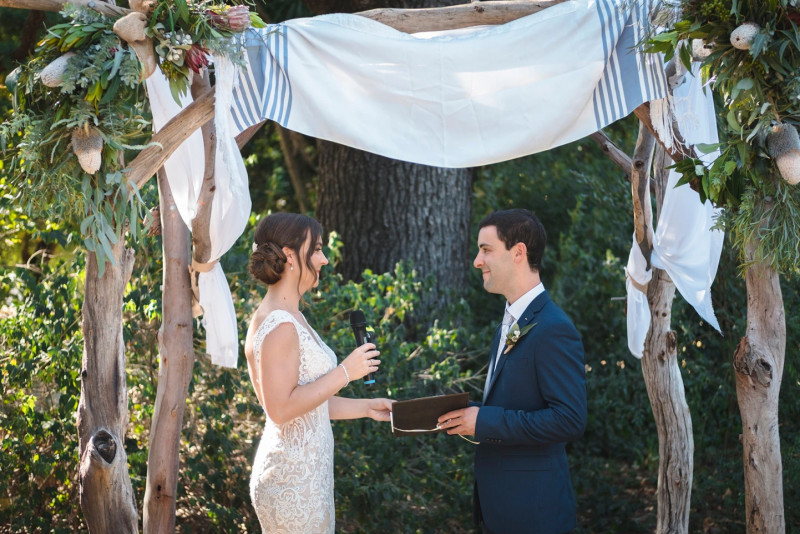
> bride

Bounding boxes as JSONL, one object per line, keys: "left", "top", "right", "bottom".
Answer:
{"left": 244, "top": 212, "right": 393, "bottom": 533}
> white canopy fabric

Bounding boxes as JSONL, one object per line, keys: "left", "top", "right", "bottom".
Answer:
{"left": 230, "top": 0, "right": 668, "bottom": 166}
{"left": 144, "top": 0, "right": 721, "bottom": 367}
{"left": 626, "top": 63, "right": 724, "bottom": 358}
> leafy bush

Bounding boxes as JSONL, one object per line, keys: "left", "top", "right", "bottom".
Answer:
{"left": 0, "top": 258, "right": 85, "bottom": 533}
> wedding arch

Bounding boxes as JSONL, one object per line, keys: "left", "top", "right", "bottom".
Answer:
{"left": 0, "top": 0, "right": 795, "bottom": 533}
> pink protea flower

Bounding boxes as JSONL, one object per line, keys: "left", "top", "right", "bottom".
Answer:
{"left": 225, "top": 5, "right": 251, "bottom": 31}
{"left": 205, "top": 5, "right": 251, "bottom": 32}
{"left": 184, "top": 44, "right": 210, "bottom": 73}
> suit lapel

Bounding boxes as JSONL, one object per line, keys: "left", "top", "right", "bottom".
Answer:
{"left": 484, "top": 291, "right": 551, "bottom": 402}
{"left": 483, "top": 325, "right": 503, "bottom": 403}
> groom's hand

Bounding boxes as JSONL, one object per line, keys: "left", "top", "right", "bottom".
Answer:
{"left": 438, "top": 406, "right": 479, "bottom": 436}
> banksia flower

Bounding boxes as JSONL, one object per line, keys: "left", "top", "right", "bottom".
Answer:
{"left": 730, "top": 22, "right": 760, "bottom": 50}
{"left": 71, "top": 125, "right": 104, "bottom": 175}
{"left": 766, "top": 122, "right": 800, "bottom": 185}
{"left": 691, "top": 39, "right": 712, "bottom": 60}
{"left": 40, "top": 52, "right": 76, "bottom": 88}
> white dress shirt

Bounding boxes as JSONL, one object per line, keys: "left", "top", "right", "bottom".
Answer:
{"left": 489, "top": 283, "right": 546, "bottom": 380}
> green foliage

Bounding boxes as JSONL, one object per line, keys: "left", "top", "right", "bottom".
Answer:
{"left": 1, "top": 6, "right": 151, "bottom": 277}
{"left": 644, "top": 0, "right": 800, "bottom": 275}
{"left": 0, "top": 257, "right": 85, "bottom": 533}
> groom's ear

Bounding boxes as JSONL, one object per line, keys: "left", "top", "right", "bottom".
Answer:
{"left": 512, "top": 242, "right": 527, "bottom": 263}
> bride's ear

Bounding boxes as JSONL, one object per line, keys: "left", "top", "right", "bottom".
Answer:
{"left": 281, "top": 247, "right": 295, "bottom": 266}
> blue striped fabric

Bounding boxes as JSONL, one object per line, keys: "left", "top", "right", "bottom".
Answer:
{"left": 591, "top": 0, "right": 667, "bottom": 130}
{"left": 225, "top": 0, "right": 668, "bottom": 166}
{"left": 231, "top": 25, "right": 292, "bottom": 132}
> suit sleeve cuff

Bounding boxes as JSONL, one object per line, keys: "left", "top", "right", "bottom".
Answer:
{"left": 475, "top": 405, "right": 504, "bottom": 443}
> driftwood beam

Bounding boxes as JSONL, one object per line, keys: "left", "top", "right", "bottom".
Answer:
{"left": 357, "top": 0, "right": 568, "bottom": 32}
{"left": 0, "top": 0, "right": 130, "bottom": 16}
{"left": 128, "top": 87, "right": 215, "bottom": 190}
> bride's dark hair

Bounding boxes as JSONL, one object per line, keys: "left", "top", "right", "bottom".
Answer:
{"left": 249, "top": 213, "right": 323, "bottom": 287}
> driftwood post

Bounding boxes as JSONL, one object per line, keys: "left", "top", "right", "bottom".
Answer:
{"left": 143, "top": 73, "right": 217, "bottom": 534}
{"left": 77, "top": 241, "right": 138, "bottom": 532}
{"left": 142, "top": 168, "right": 196, "bottom": 533}
{"left": 641, "top": 145, "right": 694, "bottom": 533}
{"left": 735, "top": 216, "right": 786, "bottom": 533}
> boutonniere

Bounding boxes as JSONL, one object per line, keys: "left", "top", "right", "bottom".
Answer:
{"left": 504, "top": 322, "right": 537, "bottom": 354}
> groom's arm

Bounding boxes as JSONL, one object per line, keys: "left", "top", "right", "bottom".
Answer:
{"left": 474, "top": 320, "right": 586, "bottom": 446}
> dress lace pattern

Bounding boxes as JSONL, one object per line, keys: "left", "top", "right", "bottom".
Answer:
{"left": 250, "top": 310, "right": 338, "bottom": 534}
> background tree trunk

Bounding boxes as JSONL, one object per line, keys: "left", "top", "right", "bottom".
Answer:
{"left": 143, "top": 169, "right": 196, "bottom": 534}
{"left": 77, "top": 242, "right": 138, "bottom": 533}
{"left": 309, "top": 0, "right": 473, "bottom": 306}
{"left": 735, "top": 221, "right": 786, "bottom": 533}
{"left": 632, "top": 136, "right": 693, "bottom": 533}
{"left": 316, "top": 144, "right": 472, "bottom": 298}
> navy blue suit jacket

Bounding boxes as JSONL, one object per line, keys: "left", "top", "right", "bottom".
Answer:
{"left": 473, "top": 291, "right": 586, "bottom": 534}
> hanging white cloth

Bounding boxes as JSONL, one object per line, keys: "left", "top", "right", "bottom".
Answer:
{"left": 145, "top": 62, "right": 250, "bottom": 368}
{"left": 229, "top": 0, "right": 668, "bottom": 167}
{"left": 626, "top": 62, "right": 724, "bottom": 358}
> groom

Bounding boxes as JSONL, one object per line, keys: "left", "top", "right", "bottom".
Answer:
{"left": 439, "top": 209, "right": 587, "bottom": 534}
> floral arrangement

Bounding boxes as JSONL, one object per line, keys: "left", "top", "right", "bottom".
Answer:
{"left": 1, "top": 0, "right": 264, "bottom": 274}
{"left": 143, "top": 0, "right": 265, "bottom": 101}
{"left": 642, "top": 0, "right": 800, "bottom": 273}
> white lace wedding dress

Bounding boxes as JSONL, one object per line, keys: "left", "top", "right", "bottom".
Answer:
{"left": 250, "top": 310, "right": 338, "bottom": 533}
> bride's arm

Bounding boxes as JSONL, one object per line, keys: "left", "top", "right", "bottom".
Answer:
{"left": 258, "top": 323, "right": 379, "bottom": 425}
{"left": 329, "top": 396, "right": 393, "bottom": 421}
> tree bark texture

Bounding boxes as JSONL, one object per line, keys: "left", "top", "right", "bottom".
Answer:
{"left": 189, "top": 74, "right": 217, "bottom": 263}
{"left": 78, "top": 242, "right": 138, "bottom": 534}
{"left": 143, "top": 169, "right": 196, "bottom": 534}
{"left": 630, "top": 121, "right": 655, "bottom": 269}
{"left": 316, "top": 143, "right": 472, "bottom": 296}
{"left": 735, "top": 231, "right": 786, "bottom": 534}
{"left": 633, "top": 143, "right": 693, "bottom": 534}
{"left": 642, "top": 268, "right": 693, "bottom": 534}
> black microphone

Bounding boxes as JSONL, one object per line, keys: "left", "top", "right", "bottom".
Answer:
{"left": 349, "top": 310, "right": 376, "bottom": 386}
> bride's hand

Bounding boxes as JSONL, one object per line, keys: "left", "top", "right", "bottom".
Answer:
{"left": 366, "top": 398, "right": 394, "bottom": 422}
{"left": 341, "top": 343, "right": 380, "bottom": 381}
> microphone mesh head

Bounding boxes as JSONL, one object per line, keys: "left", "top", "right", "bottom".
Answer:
{"left": 350, "top": 310, "right": 366, "bottom": 326}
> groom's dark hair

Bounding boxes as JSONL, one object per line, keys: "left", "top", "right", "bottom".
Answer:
{"left": 479, "top": 209, "right": 546, "bottom": 272}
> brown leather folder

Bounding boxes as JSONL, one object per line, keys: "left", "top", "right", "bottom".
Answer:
{"left": 390, "top": 392, "right": 470, "bottom": 437}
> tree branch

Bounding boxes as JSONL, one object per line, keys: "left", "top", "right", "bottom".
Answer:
{"left": 589, "top": 131, "right": 632, "bottom": 180}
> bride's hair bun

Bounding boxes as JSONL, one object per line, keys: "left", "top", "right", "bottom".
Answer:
{"left": 249, "top": 212, "right": 324, "bottom": 287}
{"left": 249, "top": 241, "right": 287, "bottom": 285}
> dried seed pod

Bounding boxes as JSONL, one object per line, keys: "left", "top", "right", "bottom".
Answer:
{"left": 767, "top": 122, "right": 800, "bottom": 185}
{"left": 730, "top": 22, "right": 760, "bottom": 50}
{"left": 129, "top": 0, "right": 156, "bottom": 15}
{"left": 691, "top": 39, "right": 713, "bottom": 60}
{"left": 113, "top": 12, "right": 157, "bottom": 79}
{"left": 40, "top": 52, "right": 76, "bottom": 88}
{"left": 71, "top": 125, "right": 104, "bottom": 175}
